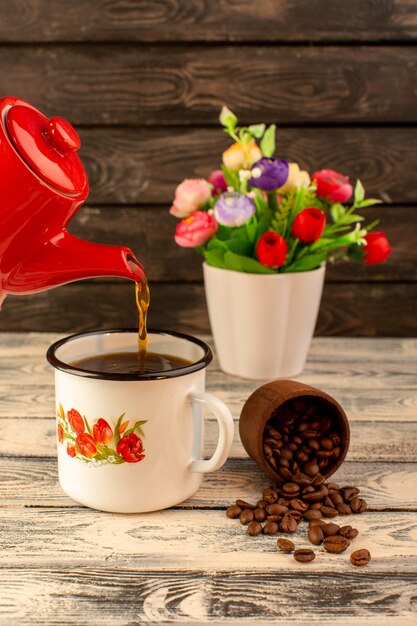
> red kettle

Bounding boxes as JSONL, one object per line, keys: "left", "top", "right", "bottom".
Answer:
{"left": 0, "top": 96, "right": 145, "bottom": 307}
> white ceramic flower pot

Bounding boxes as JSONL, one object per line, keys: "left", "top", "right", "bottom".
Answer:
{"left": 203, "top": 263, "right": 326, "bottom": 380}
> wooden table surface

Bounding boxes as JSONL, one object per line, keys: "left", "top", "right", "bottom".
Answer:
{"left": 0, "top": 333, "right": 416, "bottom": 625}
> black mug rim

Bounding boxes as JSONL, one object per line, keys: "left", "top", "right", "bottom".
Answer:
{"left": 46, "top": 328, "right": 213, "bottom": 381}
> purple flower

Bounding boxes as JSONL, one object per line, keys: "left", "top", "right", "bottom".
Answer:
{"left": 249, "top": 157, "right": 289, "bottom": 191}
{"left": 214, "top": 192, "right": 256, "bottom": 227}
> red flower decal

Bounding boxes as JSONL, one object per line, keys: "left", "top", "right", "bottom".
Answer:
{"left": 117, "top": 433, "right": 145, "bottom": 463}
{"left": 76, "top": 433, "right": 97, "bottom": 458}
{"left": 68, "top": 408, "right": 85, "bottom": 435}
{"left": 57, "top": 423, "right": 64, "bottom": 444}
{"left": 93, "top": 418, "right": 113, "bottom": 445}
{"left": 67, "top": 445, "right": 76, "bottom": 458}
{"left": 292, "top": 207, "right": 326, "bottom": 244}
{"left": 363, "top": 232, "right": 392, "bottom": 265}
{"left": 312, "top": 169, "right": 353, "bottom": 203}
{"left": 256, "top": 231, "right": 287, "bottom": 267}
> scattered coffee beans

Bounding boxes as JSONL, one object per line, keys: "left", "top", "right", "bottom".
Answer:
{"left": 277, "top": 538, "right": 295, "bottom": 553}
{"left": 350, "top": 548, "right": 371, "bottom": 566}
{"left": 294, "top": 548, "right": 316, "bottom": 563}
{"left": 226, "top": 397, "right": 370, "bottom": 565}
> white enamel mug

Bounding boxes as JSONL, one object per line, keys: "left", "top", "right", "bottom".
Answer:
{"left": 47, "top": 329, "right": 234, "bottom": 513}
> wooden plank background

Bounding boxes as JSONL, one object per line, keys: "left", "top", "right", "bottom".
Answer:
{"left": 0, "top": 1, "right": 415, "bottom": 335}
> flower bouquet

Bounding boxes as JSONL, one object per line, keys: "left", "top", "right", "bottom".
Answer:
{"left": 169, "top": 107, "right": 392, "bottom": 379}
{"left": 171, "top": 107, "right": 391, "bottom": 272}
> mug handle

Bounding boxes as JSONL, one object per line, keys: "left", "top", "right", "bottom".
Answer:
{"left": 188, "top": 390, "right": 234, "bottom": 473}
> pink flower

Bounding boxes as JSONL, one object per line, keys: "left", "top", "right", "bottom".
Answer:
{"left": 170, "top": 179, "right": 212, "bottom": 218}
{"left": 174, "top": 211, "right": 218, "bottom": 248}
{"left": 208, "top": 170, "right": 227, "bottom": 195}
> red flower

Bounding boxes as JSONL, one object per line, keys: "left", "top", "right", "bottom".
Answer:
{"left": 363, "top": 232, "right": 392, "bottom": 265}
{"left": 76, "top": 433, "right": 97, "bottom": 458}
{"left": 93, "top": 418, "right": 113, "bottom": 445}
{"left": 312, "top": 169, "right": 353, "bottom": 203}
{"left": 208, "top": 169, "right": 227, "bottom": 195}
{"left": 57, "top": 423, "right": 64, "bottom": 444}
{"left": 68, "top": 408, "right": 85, "bottom": 434}
{"left": 292, "top": 207, "right": 326, "bottom": 244}
{"left": 67, "top": 445, "right": 76, "bottom": 458}
{"left": 116, "top": 433, "right": 145, "bottom": 463}
{"left": 256, "top": 231, "right": 287, "bottom": 268}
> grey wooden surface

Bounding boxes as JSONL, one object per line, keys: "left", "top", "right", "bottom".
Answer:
{"left": 0, "top": 334, "right": 416, "bottom": 625}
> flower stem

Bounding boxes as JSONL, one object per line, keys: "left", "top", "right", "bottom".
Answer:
{"left": 268, "top": 191, "right": 278, "bottom": 212}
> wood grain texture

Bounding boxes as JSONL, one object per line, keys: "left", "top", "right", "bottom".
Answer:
{"left": 1, "top": 568, "right": 416, "bottom": 625}
{"left": 0, "top": 0, "right": 416, "bottom": 42}
{"left": 1, "top": 458, "right": 416, "bottom": 510}
{"left": 0, "top": 507, "right": 416, "bottom": 568}
{"left": 1, "top": 45, "right": 417, "bottom": 125}
{"left": 73, "top": 127, "right": 417, "bottom": 205}
{"left": 0, "top": 281, "right": 415, "bottom": 335}
{"left": 1, "top": 419, "right": 415, "bottom": 461}
{"left": 67, "top": 205, "right": 417, "bottom": 283}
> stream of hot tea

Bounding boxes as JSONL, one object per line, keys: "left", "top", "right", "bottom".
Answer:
{"left": 135, "top": 278, "right": 150, "bottom": 370}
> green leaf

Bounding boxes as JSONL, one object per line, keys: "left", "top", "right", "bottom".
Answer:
{"left": 84, "top": 416, "right": 92, "bottom": 436}
{"left": 285, "top": 253, "right": 327, "bottom": 272}
{"left": 330, "top": 203, "right": 346, "bottom": 223}
{"left": 206, "top": 236, "right": 229, "bottom": 251}
{"left": 260, "top": 124, "right": 276, "bottom": 157}
{"left": 339, "top": 214, "right": 364, "bottom": 225}
{"left": 113, "top": 413, "right": 126, "bottom": 447}
{"left": 222, "top": 251, "right": 275, "bottom": 274}
{"left": 248, "top": 123, "right": 265, "bottom": 138}
{"left": 356, "top": 198, "right": 382, "bottom": 208}
{"left": 365, "top": 219, "right": 380, "bottom": 231}
{"left": 348, "top": 243, "right": 365, "bottom": 264}
{"left": 220, "top": 164, "right": 238, "bottom": 189}
{"left": 354, "top": 180, "right": 365, "bottom": 205}
{"left": 124, "top": 420, "right": 148, "bottom": 438}
{"left": 219, "top": 106, "right": 237, "bottom": 129}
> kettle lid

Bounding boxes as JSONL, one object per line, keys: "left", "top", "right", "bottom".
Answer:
{"left": 6, "top": 103, "right": 87, "bottom": 196}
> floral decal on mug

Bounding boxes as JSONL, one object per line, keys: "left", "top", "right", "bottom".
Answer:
{"left": 56, "top": 403, "right": 147, "bottom": 465}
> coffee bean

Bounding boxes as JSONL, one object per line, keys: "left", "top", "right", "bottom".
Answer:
{"left": 289, "top": 498, "right": 309, "bottom": 513}
{"left": 351, "top": 497, "right": 367, "bottom": 513}
{"left": 302, "top": 486, "right": 316, "bottom": 495}
{"left": 262, "top": 489, "right": 278, "bottom": 504}
{"left": 226, "top": 505, "right": 242, "bottom": 519}
{"left": 308, "top": 526, "right": 324, "bottom": 545}
{"left": 278, "top": 467, "right": 293, "bottom": 481}
{"left": 302, "top": 486, "right": 328, "bottom": 504}
{"left": 309, "top": 519, "right": 326, "bottom": 528}
{"left": 312, "top": 473, "right": 326, "bottom": 487}
{"left": 310, "top": 502, "right": 322, "bottom": 510}
{"left": 263, "top": 444, "right": 273, "bottom": 459}
{"left": 239, "top": 509, "right": 254, "bottom": 525}
{"left": 330, "top": 492, "right": 344, "bottom": 506}
{"left": 323, "top": 536, "right": 350, "bottom": 554}
{"left": 294, "top": 548, "right": 316, "bottom": 563}
{"left": 236, "top": 499, "right": 256, "bottom": 510}
{"left": 316, "top": 450, "right": 333, "bottom": 459}
{"left": 268, "top": 427, "right": 281, "bottom": 439}
{"left": 256, "top": 500, "right": 267, "bottom": 509}
{"left": 266, "top": 504, "right": 289, "bottom": 516}
{"left": 341, "top": 487, "right": 360, "bottom": 502}
{"left": 320, "top": 438, "right": 333, "bottom": 450}
{"left": 254, "top": 508, "right": 267, "bottom": 522}
{"left": 280, "top": 447, "right": 293, "bottom": 461}
{"left": 332, "top": 446, "right": 341, "bottom": 459}
{"left": 267, "top": 515, "right": 281, "bottom": 523}
{"left": 337, "top": 503, "right": 352, "bottom": 515}
{"left": 303, "top": 461, "right": 320, "bottom": 477}
{"left": 263, "top": 521, "right": 279, "bottom": 535}
{"left": 295, "top": 450, "right": 310, "bottom": 464}
{"left": 339, "top": 525, "right": 359, "bottom": 540}
{"left": 292, "top": 472, "right": 312, "bottom": 486}
{"left": 286, "top": 510, "right": 303, "bottom": 522}
{"left": 304, "top": 509, "right": 322, "bottom": 521}
{"left": 321, "top": 523, "right": 340, "bottom": 537}
{"left": 278, "top": 458, "right": 290, "bottom": 468}
{"left": 350, "top": 548, "right": 371, "bottom": 566}
{"left": 292, "top": 435, "right": 303, "bottom": 445}
{"left": 280, "top": 516, "right": 298, "bottom": 533}
{"left": 281, "top": 482, "right": 300, "bottom": 497}
{"left": 323, "top": 496, "right": 336, "bottom": 508}
{"left": 321, "top": 505, "right": 339, "bottom": 518}
{"left": 326, "top": 482, "right": 341, "bottom": 491}
{"left": 277, "top": 498, "right": 290, "bottom": 507}
{"left": 307, "top": 439, "right": 320, "bottom": 451}
{"left": 247, "top": 521, "right": 263, "bottom": 536}
{"left": 277, "top": 537, "right": 295, "bottom": 553}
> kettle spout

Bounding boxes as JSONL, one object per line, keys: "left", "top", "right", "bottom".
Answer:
{"left": 7, "top": 230, "right": 146, "bottom": 294}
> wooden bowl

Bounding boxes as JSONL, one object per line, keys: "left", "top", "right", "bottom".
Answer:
{"left": 239, "top": 379, "right": 350, "bottom": 482}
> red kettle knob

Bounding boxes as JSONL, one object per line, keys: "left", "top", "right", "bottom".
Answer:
{"left": 47, "top": 116, "right": 81, "bottom": 153}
